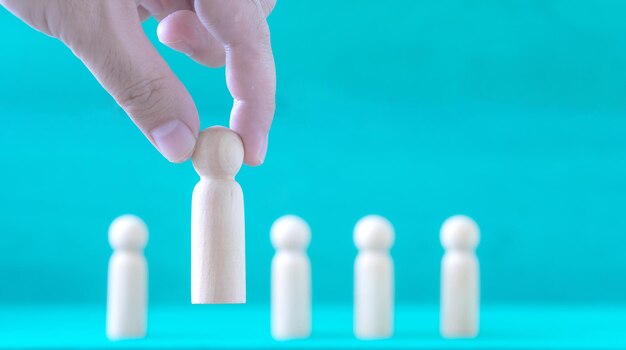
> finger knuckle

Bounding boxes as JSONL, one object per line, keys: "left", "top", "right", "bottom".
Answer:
{"left": 117, "top": 76, "right": 168, "bottom": 118}
{"left": 48, "top": 1, "right": 103, "bottom": 45}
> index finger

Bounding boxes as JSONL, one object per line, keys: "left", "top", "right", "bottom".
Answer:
{"left": 195, "top": 0, "right": 276, "bottom": 166}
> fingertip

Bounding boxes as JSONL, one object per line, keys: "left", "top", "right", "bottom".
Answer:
{"left": 156, "top": 14, "right": 178, "bottom": 44}
{"left": 150, "top": 120, "right": 198, "bottom": 163}
{"left": 245, "top": 136, "right": 268, "bottom": 166}
{"left": 255, "top": 135, "right": 269, "bottom": 165}
{"left": 156, "top": 10, "right": 225, "bottom": 67}
{"left": 156, "top": 11, "right": 197, "bottom": 48}
{"left": 235, "top": 129, "right": 269, "bottom": 166}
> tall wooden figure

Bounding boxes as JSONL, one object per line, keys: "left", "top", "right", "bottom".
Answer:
{"left": 440, "top": 215, "right": 480, "bottom": 338}
{"left": 354, "top": 215, "right": 395, "bottom": 339}
{"left": 271, "top": 215, "right": 312, "bottom": 340}
{"left": 107, "top": 215, "right": 148, "bottom": 340}
{"left": 191, "top": 126, "right": 246, "bottom": 304}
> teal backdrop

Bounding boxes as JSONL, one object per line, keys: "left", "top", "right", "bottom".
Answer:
{"left": 1, "top": 1, "right": 626, "bottom": 305}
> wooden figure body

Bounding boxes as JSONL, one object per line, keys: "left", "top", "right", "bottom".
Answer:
{"left": 191, "top": 126, "right": 245, "bottom": 304}
{"left": 107, "top": 215, "right": 148, "bottom": 340}
{"left": 270, "top": 215, "right": 312, "bottom": 340}
{"left": 353, "top": 215, "right": 395, "bottom": 339}
{"left": 440, "top": 215, "right": 480, "bottom": 338}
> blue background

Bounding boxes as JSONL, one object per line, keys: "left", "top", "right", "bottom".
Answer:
{"left": 1, "top": 1, "right": 625, "bottom": 306}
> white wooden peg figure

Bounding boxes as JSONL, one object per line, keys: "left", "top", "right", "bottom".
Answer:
{"left": 106, "top": 215, "right": 148, "bottom": 340}
{"left": 440, "top": 215, "right": 480, "bottom": 338}
{"left": 270, "top": 215, "right": 312, "bottom": 340}
{"left": 354, "top": 215, "right": 395, "bottom": 339}
{"left": 191, "top": 126, "right": 246, "bottom": 304}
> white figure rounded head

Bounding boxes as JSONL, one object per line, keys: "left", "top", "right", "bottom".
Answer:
{"left": 192, "top": 126, "right": 244, "bottom": 178}
{"left": 109, "top": 214, "right": 149, "bottom": 251}
{"left": 354, "top": 215, "right": 395, "bottom": 251}
{"left": 271, "top": 215, "right": 311, "bottom": 251}
{"left": 440, "top": 215, "right": 480, "bottom": 250}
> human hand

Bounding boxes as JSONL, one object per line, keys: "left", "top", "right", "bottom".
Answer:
{"left": 1, "top": 0, "right": 276, "bottom": 165}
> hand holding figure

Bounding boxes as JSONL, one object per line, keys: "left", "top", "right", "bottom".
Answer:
{"left": 1, "top": 0, "right": 277, "bottom": 165}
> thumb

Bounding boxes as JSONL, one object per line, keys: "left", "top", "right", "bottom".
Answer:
{"left": 64, "top": 2, "right": 200, "bottom": 162}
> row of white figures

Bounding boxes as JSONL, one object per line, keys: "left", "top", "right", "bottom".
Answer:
{"left": 104, "top": 213, "right": 479, "bottom": 341}
{"left": 270, "top": 214, "right": 480, "bottom": 340}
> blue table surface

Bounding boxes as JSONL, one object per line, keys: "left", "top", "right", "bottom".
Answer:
{"left": 0, "top": 304, "right": 624, "bottom": 349}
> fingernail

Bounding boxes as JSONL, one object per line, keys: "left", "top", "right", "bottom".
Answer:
{"left": 256, "top": 136, "right": 269, "bottom": 164}
{"left": 150, "top": 120, "right": 196, "bottom": 163}
{"left": 165, "top": 41, "right": 195, "bottom": 57}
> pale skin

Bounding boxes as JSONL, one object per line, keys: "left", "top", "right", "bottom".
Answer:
{"left": 1, "top": 0, "right": 277, "bottom": 166}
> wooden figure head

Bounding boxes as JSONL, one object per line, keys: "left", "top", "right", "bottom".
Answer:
{"left": 192, "top": 126, "right": 244, "bottom": 178}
